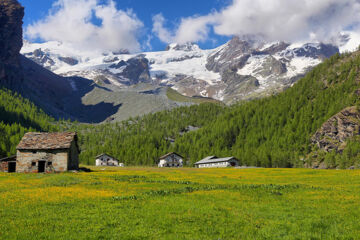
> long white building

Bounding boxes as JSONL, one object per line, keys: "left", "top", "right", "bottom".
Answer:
{"left": 194, "top": 156, "right": 239, "bottom": 168}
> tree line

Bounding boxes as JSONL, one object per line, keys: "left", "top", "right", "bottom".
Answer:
{"left": 1, "top": 51, "right": 360, "bottom": 168}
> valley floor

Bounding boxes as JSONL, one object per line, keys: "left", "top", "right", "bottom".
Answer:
{"left": 1, "top": 167, "right": 360, "bottom": 239}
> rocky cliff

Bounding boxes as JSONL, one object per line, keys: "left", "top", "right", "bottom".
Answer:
{"left": 0, "top": 0, "right": 24, "bottom": 88}
{"left": 307, "top": 106, "right": 360, "bottom": 169}
{"left": 109, "top": 54, "right": 151, "bottom": 85}
{"left": 0, "top": 0, "right": 126, "bottom": 123}
{"left": 311, "top": 106, "right": 360, "bottom": 153}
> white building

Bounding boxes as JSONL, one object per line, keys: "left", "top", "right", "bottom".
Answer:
{"left": 95, "top": 154, "right": 121, "bottom": 166}
{"left": 194, "top": 156, "right": 239, "bottom": 168}
{"left": 158, "top": 152, "right": 183, "bottom": 168}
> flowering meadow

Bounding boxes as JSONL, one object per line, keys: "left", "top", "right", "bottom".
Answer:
{"left": 1, "top": 167, "right": 360, "bottom": 239}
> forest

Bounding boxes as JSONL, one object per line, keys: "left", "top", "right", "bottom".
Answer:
{"left": 0, "top": 89, "right": 57, "bottom": 157}
{"left": 1, "top": 50, "right": 360, "bottom": 168}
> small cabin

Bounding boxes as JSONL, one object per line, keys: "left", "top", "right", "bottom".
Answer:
{"left": 194, "top": 156, "right": 239, "bottom": 168}
{"left": 158, "top": 152, "right": 183, "bottom": 168}
{"left": 95, "top": 154, "right": 120, "bottom": 166}
{"left": 0, "top": 156, "right": 17, "bottom": 173}
{"left": 14, "top": 132, "right": 80, "bottom": 173}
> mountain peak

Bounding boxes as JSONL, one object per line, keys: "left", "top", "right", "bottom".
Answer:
{"left": 165, "top": 42, "right": 200, "bottom": 52}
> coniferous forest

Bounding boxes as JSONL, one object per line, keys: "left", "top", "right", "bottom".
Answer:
{"left": 1, "top": 51, "right": 360, "bottom": 168}
{"left": 0, "top": 89, "right": 57, "bottom": 157}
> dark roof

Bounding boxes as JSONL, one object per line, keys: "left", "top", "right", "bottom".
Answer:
{"left": 95, "top": 153, "right": 119, "bottom": 161}
{"left": 194, "top": 156, "right": 238, "bottom": 165}
{"left": 0, "top": 155, "right": 16, "bottom": 162}
{"left": 17, "top": 132, "right": 77, "bottom": 150}
{"left": 159, "top": 152, "right": 184, "bottom": 160}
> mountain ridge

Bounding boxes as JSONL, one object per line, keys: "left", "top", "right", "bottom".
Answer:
{"left": 22, "top": 35, "right": 346, "bottom": 104}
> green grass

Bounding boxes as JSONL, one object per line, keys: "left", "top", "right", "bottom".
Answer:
{"left": 166, "top": 87, "right": 223, "bottom": 105}
{"left": 1, "top": 167, "right": 360, "bottom": 239}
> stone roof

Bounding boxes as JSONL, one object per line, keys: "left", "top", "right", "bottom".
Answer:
{"left": 194, "top": 156, "right": 237, "bottom": 165}
{"left": 16, "top": 132, "right": 77, "bottom": 150}
{"left": 159, "top": 152, "right": 184, "bottom": 160}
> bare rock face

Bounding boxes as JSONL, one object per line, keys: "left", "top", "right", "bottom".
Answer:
{"left": 109, "top": 55, "right": 151, "bottom": 85}
{"left": 23, "top": 48, "right": 56, "bottom": 70}
{"left": 206, "top": 37, "right": 253, "bottom": 73}
{"left": 254, "top": 42, "right": 290, "bottom": 55}
{"left": 281, "top": 43, "right": 339, "bottom": 60}
{"left": 311, "top": 106, "right": 360, "bottom": 153}
{"left": 0, "top": 0, "right": 24, "bottom": 88}
{"left": 58, "top": 57, "right": 79, "bottom": 66}
{"left": 165, "top": 43, "right": 200, "bottom": 52}
{"left": 256, "top": 56, "right": 287, "bottom": 78}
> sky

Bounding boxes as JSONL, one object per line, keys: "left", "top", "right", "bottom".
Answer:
{"left": 19, "top": 0, "right": 360, "bottom": 53}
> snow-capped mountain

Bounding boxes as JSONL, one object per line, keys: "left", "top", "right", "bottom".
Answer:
{"left": 21, "top": 34, "right": 358, "bottom": 104}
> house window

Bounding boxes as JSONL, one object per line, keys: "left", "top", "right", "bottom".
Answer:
{"left": 31, "top": 162, "right": 36, "bottom": 167}
{"left": 48, "top": 162, "right": 52, "bottom": 166}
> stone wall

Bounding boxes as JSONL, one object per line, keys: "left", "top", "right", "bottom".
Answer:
{"left": 0, "top": 161, "right": 8, "bottom": 172}
{"left": 16, "top": 149, "right": 68, "bottom": 173}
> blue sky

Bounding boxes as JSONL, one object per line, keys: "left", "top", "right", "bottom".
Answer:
{"left": 19, "top": 0, "right": 232, "bottom": 51}
{"left": 18, "top": 0, "right": 360, "bottom": 53}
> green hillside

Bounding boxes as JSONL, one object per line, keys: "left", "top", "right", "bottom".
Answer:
{"left": 68, "top": 51, "right": 360, "bottom": 168}
{"left": 2, "top": 50, "right": 360, "bottom": 168}
{"left": 175, "top": 52, "right": 360, "bottom": 167}
{"left": 0, "top": 88, "right": 57, "bottom": 157}
{"left": 166, "top": 87, "right": 223, "bottom": 104}
{"left": 66, "top": 103, "right": 225, "bottom": 165}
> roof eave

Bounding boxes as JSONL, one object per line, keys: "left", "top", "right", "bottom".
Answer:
{"left": 16, "top": 147, "right": 71, "bottom": 151}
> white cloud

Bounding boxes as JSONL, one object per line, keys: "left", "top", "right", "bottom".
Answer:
{"left": 154, "top": 0, "right": 360, "bottom": 44}
{"left": 174, "top": 15, "right": 216, "bottom": 44}
{"left": 26, "top": 0, "right": 144, "bottom": 53}
{"left": 152, "top": 13, "right": 216, "bottom": 44}
{"left": 152, "top": 14, "right": 174, "bottom": 44}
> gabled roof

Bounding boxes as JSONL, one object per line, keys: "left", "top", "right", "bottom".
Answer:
{"left": 17, "top": 132, "right": 78, "bottom": 150}
{"left": 198, "top": 156, "right": 217, "bottom": 162}
{"left": 194, "top": 156, "right": 237, "bottom": 165}
{"left": 95, "top": 153, "right": 119, "bottom": 161}
{"left": 159, "top": 152, "right": 184, "bottom": 160}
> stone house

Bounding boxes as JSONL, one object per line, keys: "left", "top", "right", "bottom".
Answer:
{"left": 95, "top": 153, "right": 121, "bottom": 166}
{"left": 158, "top": 152, "right": 184, "bottom": 167}
{"left": 0, "top": 156, "right": 17, "bottom": 173}
{"left": 194, "top": 156, "right": 239, "bottom": 168}
{"left": 15, "top": 132, "right": 80, "bottom": 173}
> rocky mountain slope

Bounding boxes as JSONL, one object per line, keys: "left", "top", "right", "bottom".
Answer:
{"left": 3, "top": 0, "right": 360, "bottom": 125}
{"left": 308, "top": 106, "right": 360, "bottom": 169}
{"left": 21, "top": 36, "right": 348, "bottom": 104}
{"left": 0, "top": 0, "right": 24, "bottom": 89}
{"left": 0, "top": 0, "right": 201, "bottom": 123}
{"left": 311, "top": 106, "right": 360, "bottom": 153}
{"left": 62, "top": 48, "right": 360, "bottom": 168}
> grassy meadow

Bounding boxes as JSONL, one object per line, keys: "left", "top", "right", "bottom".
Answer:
{"left": 1, "top": 167, "right": 360, "bottom": 239}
